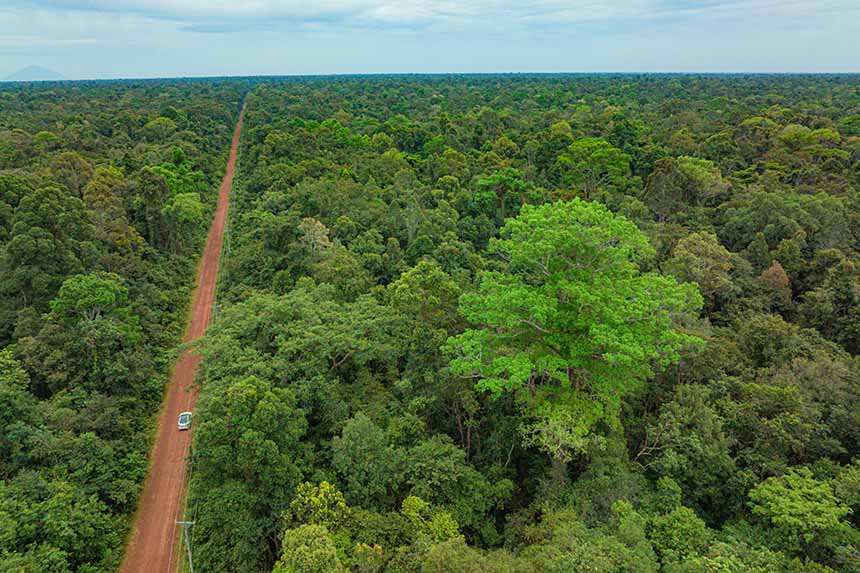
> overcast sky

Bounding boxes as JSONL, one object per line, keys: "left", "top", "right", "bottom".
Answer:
{"left": 1, "top": 1, "right": 858, "bottom": 79}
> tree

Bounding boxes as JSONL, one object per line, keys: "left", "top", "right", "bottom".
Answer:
{"left": 51, "top": 273, "right": 134, "bottom": 326}
{"left": 799, "top": 258, "right": 860, "bottom": 354}
{"left": 638, "top": 385, "right": 739, "bottom": 521}
{"left": 311, "top": 245, "right": 373, "bottom": 302}
{"left": 474, "top": 167, "right": 528, "bottom": 222}
{"left": 663, "top": 541, "right": 831, "bottom": 573}
{"left": 49, "top": 271, "right": 141, "bottom": 346}
{"left": 837, "top": 115, "right": 860, "bottom": 137}
{"left": 663, "top": 232, "right": 734, "bottom": 311}
{"left": 192, "top": 376, "right": 307, "bottom": 568}
{"left": 404, "top": 435, "right": 511, "bottom": 538}
{"left": 36, "top": 480, "right": 119, "bottom": 569}
{"left": 32, "top": 130, "right": 60, "bottom": 154}
{"left": 0, "top": 349, "right": 37, "bottom": 476}
{"left": 419, "top": 538, "right": 534, "bottom": 573}
{"left": 273, "top": 524, "right": 344, "bottom": 573}
{"left": 446, "top": 200, "right": 703, "bottom": 475}
{"left": 644, "top": 156, "right": 729, "bottom": 221}
{"left": 400, "top": 495, "right": 461, "bottom": 543}
{"left": 521, "top": 509, "right": 658, "bottom": 573}
{"left": 199, "top": 285, "right": 405, "bottom": 387}
{"left": 150, "top": 161, "right": 206, "bottom": 197}
{"left": 558, "top": 138, "right": 630, "bottom": 198}
{"left": 194, "top": 376, "right": 306, "bottom": 497}
{"left": 142, "top": 116, "right": 177, "bottom": 143}
{"left": 162, "top": 192, "right": 203, "bottom": 254}
{"left": 193, "top": 481, "right": 273, "bottom": 572}
{"left": 83, "top": 166, "right": 144, "bottom": 257}
{"left": 758, "top": 260, "right": 793, "bottom": 309}
{"left": 297, "top": 217, "right": 333, "bottom": 256}
{"left": 748, "top": 468, "right": 850, "bottom": 555}
{"left": 133, "top": 167, "right": 170, "bottom": 248}
{"left": 649, "top": 506, "right": 709, "bottom": 563}
{"left": 388, "top": 260, "right": 461, "bottom": 367}
{"left": 1, "top": 185, "right": 94, "bottom": 312}
{"left": 19, "top": 273, "right": 143, "bottom": 395}
{"left": 0, "top": 174, "right": 33, "bottom": 242}
{"left": 331, "top": 414, "right": 401, "bottom": 508}
{"left": 286, "top": 481, "right": 350, "bottom": 530}
{"left": 50, "top": 152, "right": 93, "bottom": 198}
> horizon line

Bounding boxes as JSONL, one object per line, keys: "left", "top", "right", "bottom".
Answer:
{"left": 4, "top": 70, "right": 860, "bottom": 84}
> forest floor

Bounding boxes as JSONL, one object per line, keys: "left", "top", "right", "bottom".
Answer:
{"left": 120, "top": 103, "right": 245, "bottom": 573}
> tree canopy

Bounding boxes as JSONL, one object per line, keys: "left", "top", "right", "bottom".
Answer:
{"left": 4, "top": 74, "right": 860, "bottom": 572}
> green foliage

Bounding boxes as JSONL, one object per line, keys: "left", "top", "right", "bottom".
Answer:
{"left": 51, "top": 151, "right": 93, "bottom": 197}
{"left": 0, "top": 78, "right": 245, "bottom": 571}
{"left": 2, "top": 184, "right": 94, "bottom": 313}
{"left": 664, "top": 232, "right": 734, "bottom": 309}
{"left": 163, "top": 191, "right": 204, "bottom": 253}
{"left": 8, "top": 75, "right": 860, "bottom": 573}
{"left": 644, "top": 156, "right": 729, "bottom": 221}
{"left": 649, "top": 506, "right": 710, "bottom": 562}
{"left": 142, "top": 116, "right": 177, "bottom": 143}
{"left": 181, "top": 76, "right": 860, "bottom": 573}
{"left": 447, "top": 199, "right": 703, "bottom": 461}
{"left": 150, "top": 161, "right": 206, "bottom": 198}
{"left": 640, "top": 384, "right": 740, "bottom": 520}
{"left": 403, "top": 435, "right": 512, "bottom": 538}
{"left": 332, "top": 413, "right": 401, "bottom": 507}
{"left": 837, "top": 115, "right": 860, "bottom": 137}
{"left": 194, "top": 375, "right": 306, "bottom": 506}
{"left": 663, "top": 541, "right": 833, "bottom": 573}
{"left": 286, "top": 482, "right": 350, "bottom": 530}
{"left": 748, "top": 468, "right": 851, "bottom": 554}
{"left": 474, "top": 167, "right": 528, "bottom": 222}
{"left": 521, "top": 509, "right": 659, "bottom": 572}
{"left": 273, "top": 524, "right": 345, "bottom": 573}
{"left": 51, "top": 273, "right": 137, "bottom": 334}
{"left": 420, "top": 538, "right": 532, "bottom": 573}
{"left": 558, "top": 137, "right": 631, "bottom": 198}
{"left": 799, "top": 258, "right": 860, "bottom": 353}
{"left": 388, "top": 260, "right": 461, "bottom": 367}
{"left": 401, "top": 496, "right": 461, "bottom": 543}
{"left": 192, "top": 375, "right": 307, "bottom": 572}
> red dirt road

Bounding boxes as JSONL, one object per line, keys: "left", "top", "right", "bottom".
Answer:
{"left": 121, "top": 103, "right": 245, "bottom": 573}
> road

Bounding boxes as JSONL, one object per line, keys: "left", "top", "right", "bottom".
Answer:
{"left": 120, "top": 102, "right": 245, "bottom": 573}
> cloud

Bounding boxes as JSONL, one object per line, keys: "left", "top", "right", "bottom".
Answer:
{"left": 16, "top": 1, "right": 430, "bottom": 23}
{"left": 0, "top": 1, "right": 779, "bottom": 28}
{"left": 2, "top": 0, "right": 858, "bottom": 77}
{"left": 10, "top": 0, "right": 854, "bottom": 34}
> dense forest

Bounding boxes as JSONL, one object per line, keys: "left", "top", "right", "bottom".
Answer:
{"left": 190, "top": 75, "right": 860, "bottom": 573}
{"left": 0, "top": 79, "right": 246, "bottom": 571}
{"left": 3, "top": 74, "right": 860, "bottom": 573}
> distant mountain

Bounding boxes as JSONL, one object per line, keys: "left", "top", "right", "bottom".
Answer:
{"left": 4, "top": 65, "right": 65, "bottom": 82}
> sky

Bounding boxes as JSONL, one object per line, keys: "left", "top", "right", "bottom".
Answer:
{"left": 1, "top": 0, "right": 858, "bottom": 79}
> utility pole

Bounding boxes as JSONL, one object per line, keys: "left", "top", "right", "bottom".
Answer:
{"left": 176, "top": 520, "right": 195, "bottom": 573}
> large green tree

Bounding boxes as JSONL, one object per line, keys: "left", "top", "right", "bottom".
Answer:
{"left": 446, "top": 200, "right": 702, "bottom": 472}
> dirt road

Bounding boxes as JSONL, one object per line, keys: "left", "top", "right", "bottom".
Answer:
{"left": 121, "top": 102, "right": 245, "bottom": 573}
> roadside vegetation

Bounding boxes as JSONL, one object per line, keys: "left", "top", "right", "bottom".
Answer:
{"left": 0, "top": 79, "right": 245, "bottom": 571}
